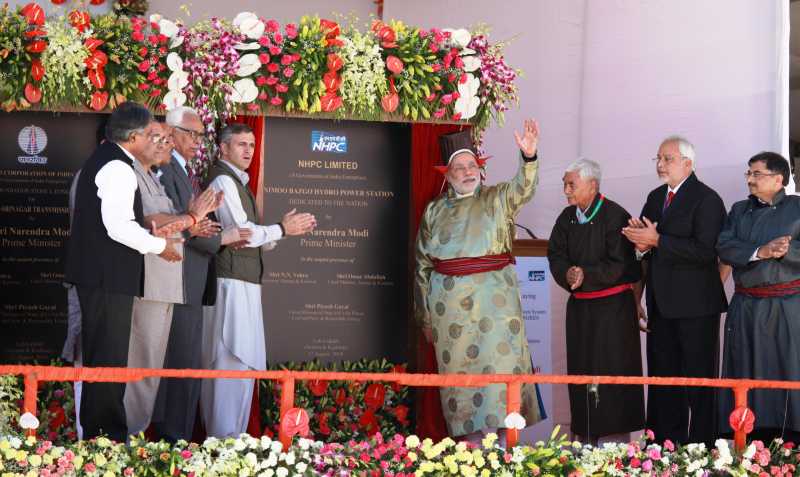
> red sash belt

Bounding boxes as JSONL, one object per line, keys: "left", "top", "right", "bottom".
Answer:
{"left": 432, "top": 253, "right": 515, "bottom": 276}
{"left": 735, "top": 279, "right": 800, "bottom": 298}
{"left": 573, "top": 283, "right": 634, "bottom": 300}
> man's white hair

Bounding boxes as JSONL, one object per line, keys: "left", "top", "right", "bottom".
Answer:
{"left": 661, "top": 135, "right": 696, "bottom": 169}
{"left": 565, "top": 158, "right": 602, "bottom": 185}
{"left": 165, "top": 106, "right": 200, "bottom": 127}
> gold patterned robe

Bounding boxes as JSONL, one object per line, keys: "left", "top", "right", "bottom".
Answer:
{"left": 414, "top": 156, "right": 542, "bottom": 436}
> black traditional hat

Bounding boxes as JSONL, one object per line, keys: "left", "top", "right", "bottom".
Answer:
{"left": 434, "top": 130, "right": 486, "bottom": 175}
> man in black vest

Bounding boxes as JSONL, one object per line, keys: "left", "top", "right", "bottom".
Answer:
{"left": 151, "top": 108, "right": 250, "bottom": 442}
{"left": 200, "top": 123, "right": 316, "bottom": 437}
{"left": 622, "top": 136, "right": 727, "bottom": 446}
{"left": 65, "top": 102, "right": 183, "bottom": 441}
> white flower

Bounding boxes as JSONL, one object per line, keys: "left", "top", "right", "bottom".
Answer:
{"left": 235, "top": 42, "right": 260, "bottom": 51}
{"left": 264, "top": 453, "right": 278, "bottom": 468}
{"left": 454, "top": 94, "right": 480, "bottom": 120}
{"left": 162, "top": 90, "right": 187, "bottom": 110}
{"left": 230, "top": 78, "right": 258, "bottom": 103}
{"left": 239, "top": 17, "right": 265, "bottom": 40}
{"left": 260, "top": 437, "right": 273, "bottom": 450}
{"left": 158, "top": 19, "right": 179, "bottom": 39}
{"left": 170, "top": 34, "right": 184, "bottom": 49}
{"left": 295, "top": 462, "right": 307, "bottom": 473}
{"left": 19, "top": 412, "right": 39, "bottom": 430}
{"left": 284, "top": 451, "right": 296, "bottom": 466}
{"left": 405, "top": 435, "right": 421, "bottom": 449}
{"left": 236, "top": 54, "right": 261, "bottom": 77}
{"left": 149, "top": 14, "right": 163, "bottom": 24}
{"left": 233, "top": 439, "right": 247, "bottom": 452}
{"left": 244, "top": 452, "right": 257, "bottom": 467}
{"left": 275, "top": 468, "right": 288, "bottom": 477}
{"left": 503, "top": 412, "right": 526, "bottom": 430}
{"left": 270, "top": 441, "right": 283, "bottom": 453}
{"left": 743, "top": 443, "right": 756, "bottom": 459}
{"left": 167, "top": 71, "right": 189, "bottom": 91}
{"left": 297, "top": 439, "right": 311, "bottom": 451}
{"left": 449, "top": 28, "right": 472, "bottom": 49}
{"left": 233, "top": 12, "right": 258, "bottom": 28}
{"left": 166, "top": 52, "right": 183, "bottom": 72}
{"left": 462, "top": 55, "right": 481, "bottom": 72}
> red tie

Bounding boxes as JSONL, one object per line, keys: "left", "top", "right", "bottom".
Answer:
{"left": 664, "top": 190, "right": 675, "bottom": 210}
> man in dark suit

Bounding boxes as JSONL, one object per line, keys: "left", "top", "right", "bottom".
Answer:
{"left": 150, "top": 107, "right": 249, "bottom": 441}
{"left": 65, "top": 102, "right": 183, "bottom": 441}
{"left": 622, "top": 136, "right": 727, "bottom": 446}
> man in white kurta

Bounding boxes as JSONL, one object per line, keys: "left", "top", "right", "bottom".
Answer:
{"left": 201, "top": 123, "right": 316, "bottom": 437}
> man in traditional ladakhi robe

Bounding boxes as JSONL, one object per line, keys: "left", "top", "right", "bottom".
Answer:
{"left": 547, "top": 158, "right": 645, "bottom": 445}
{"left": 201, "top": 123, "right": 317, "bottom": 437}
{"left": 717, "top": 152, "right": 800, "bottom": 443}
{"left": 414, "top": 120, "right": 544, "bottom": 443}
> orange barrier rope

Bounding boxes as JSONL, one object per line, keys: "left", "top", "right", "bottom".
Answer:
{"left": 2, "top": 365, "right": 796, "bottom": 451}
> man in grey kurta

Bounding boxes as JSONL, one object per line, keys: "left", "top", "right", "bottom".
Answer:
{"left": 718, "top": 152, "right": 800, "bottom": 441}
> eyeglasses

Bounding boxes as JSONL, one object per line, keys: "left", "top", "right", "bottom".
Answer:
{"left": 651, "top": 155, "right": 688, "bottom": 165}
{"left": 173, "top": 125, "right": 205, "bottom": 141}
{"left": 450, "top": 163, "right": 480, "bottom": 175}
{"left": 147, "top": 133, "right": 172, "bottom": 145}
{"left": 744, "top": 170, "right": 780, "bottom": 179}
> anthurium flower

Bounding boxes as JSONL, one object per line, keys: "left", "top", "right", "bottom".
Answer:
{"left": 87, "top": 68, "right": 106, "bottom": 89}
{"left": 166, "top": 52, "right": 183, "bottom": 72}
{"left": 237, "top": 54, "right": 261, "bottom": 77}
{"left": 232, "top": 11, "right": 258, "bottom": 28}
{"left": 158, "top": 18, "right": 179, "bottom": 38}
{"left": 21, "top": 3, "right": 45, "bottom": 26}
{"left": 162, "top": 90, "right": 187, "bottom": 110}
{"left": 231, "top": 78, "right": 258, "bottom": 103}
{"left": 26, "top": 40, "right": 47, "bottom": 53}
{"left": 239, "top": 17, "right": 265, "bottom": 40}
{"left": 167, "top": 71, "right": 189, "bottom": 91}
{"left": 30, "top": 59, "right": 45, "bottom": 82}
{"left": 386, "top": 55, "right": 403, "bottom": 75}
{"left": 89, "top": 91, "right": 109, "bottom": 111}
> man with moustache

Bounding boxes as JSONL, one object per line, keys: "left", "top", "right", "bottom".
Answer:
{"left": 717, "top": 152, "right": 800, "bottom": 442}
{"left": 414, "top": 121, "right": 544, "bottom": 443}
{"left": 622, "top": 136, "right": 727, "bottom": 446}
{"left": 150, "top": 109, "right": 250, "bottom": 442}
{"left": 547, "top": 158, "right": 644, "bottom": 445}
{"left": 65, "top": 102, "right": 184, "bottom": 441}
{"left": 201, "top": 123, "right": 317, "bottom": 437}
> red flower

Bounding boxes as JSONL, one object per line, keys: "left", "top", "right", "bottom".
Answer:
{"left": 381, "top": 77, "right": 399, "bottom": 113}
{"left": 266, "top": 76, "right": 279, "bottom": 86}
{"left": 90, "top": 0, "right": 105, "bottom": 4}
{"left": 393, "top": 404, "right": 409, "bottom": 425}
{"left": 281, "top": 407, "right": 310, "bottom": 437}
{"left": 270, "top": 96, "right": 283, "bottom": 106}
{"left": 285, "top": 23, "right": 298, "bottom": 39}
{"left": 283, "top": 67, "right": 294, "bottom": 78}
{"left": 359, "top": 410, "right": 379, "bottom": 434}
{"left": 318, "top": 412, "right": 331, "bottom": 436}
{"left": 132, "top": 30, "right": 144, "bottom": 42}
{"left": 90, "top": 87, "right": 112, "bottom": 110}
{"left": 729, "top": 406, "right": 756, "bottom": 434}
{"left": 47, "top": 402, "right": 66, "bottom": 430}
{"left": 68, "top": 10, "right": 91, "bottom": 32}
{"left": 275, "top": 83, "right": 288, "bottom": 93}
{"left": 326, "top": 53, "right": 343, "bottom": 72}
{"left": 308, "top": 380, "right": 328, "bottom": 397}
{"left": 26, "top": 40, "right": 47, "bottom": 53}
{"left": 255, "top": 76, "right": 268, "bottom": 86}
{"left": 85, "top": 50, "right": 108, "bottom": 70}
{"left": 386, "top": 55, "right": 404, "bottom": 75}
{"left": 267, "top": 63, "right": 279, "bottom": 73}
{"left": 24, "top": 29, "right": 46, "bottom": 38}
{"left": 138, "top": 82, "right": 150, "bottom": 91}
{"left": 377, "top": 25, "right": 397, "bottom": 48}
{"left": 280, "top": 54, "right": 293, "bottom": 66}
{"left": 149, "top": 88, "right": 162, "bottom": 97}
{"left": 30, "top": 59, "right": 44, "bottom": 82}
{"left": 334, "top": 388, "right": 347, "bottom": 405}
{"left": 320, "top": 92, "right": 342, "bottom": 112}
{"left": 84, "top": 37, "right": 104, "bottom": 52}
{"left": 323, "top": 71, "right": 341, "bottom": 93}
{"left": 269, "top": 46, "right": 281, "bottom": 56}
{"left": 51, "top": 0, "right": 67, "bottom": 3}
{"left": 24, "top": 83, "right": 42, "bottom": 104}
{"left": 87, "top": 68, "right": 106, "bottom": 89}
{"left": 258, "top": 53, "right": 270, "bottom": 64}
{"left": 320, "top": 19, "right": 340, "bottom": 39}
{"left": 138, "top": 59, "right": 151, "bottom": 73}
{"left": 21, "top": 3, "right": 46, "bottom": 26}
{"left": 148, "top": 34, "right": 159, "bottom": 46}
{"left": 364, "top": 383, "right": 386, "bottom": 410}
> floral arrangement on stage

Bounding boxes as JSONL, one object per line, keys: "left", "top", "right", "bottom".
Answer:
{"left": 1, "top": 426, "right": 799, "bottom": 476}
{"left": 0, "top": 2, "right": 521, "bottom": 170}
{"left": 260, "top": 359, "right": 412, "bottom": 443}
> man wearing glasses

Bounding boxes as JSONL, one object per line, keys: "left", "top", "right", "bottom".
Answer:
{"left": 65, "top": 102, "right": 186, "bottom": 441}
{"left": 717, "top": 152, "right": 800, "bottom": 443}
{"left": 622, "top": 136, "right": 727, "bottom": 446}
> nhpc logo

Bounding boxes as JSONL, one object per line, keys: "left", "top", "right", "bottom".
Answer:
{"left": 17, "top": 125, "right": 48, "bottom": 165}
{"left": 528, "top": 270, "right": 545, "bottom": 282}
{"left": 311, "top": 131, "right": 347, "bottom": 153}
